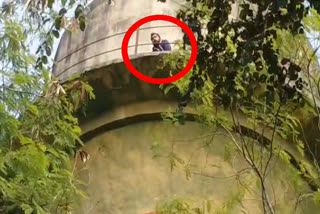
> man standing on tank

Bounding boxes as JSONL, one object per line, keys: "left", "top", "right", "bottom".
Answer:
{"left": 151, "top": 33, "right": 171, "bottom": 52}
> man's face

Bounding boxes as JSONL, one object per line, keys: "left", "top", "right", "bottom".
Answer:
{"left": 151, "top": 34, "right": 160, "bottom": 45}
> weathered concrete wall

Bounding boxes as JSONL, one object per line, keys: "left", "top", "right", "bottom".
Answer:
{"left": 75, "top": 120, "right": 318, "bottom": 214}
{"left": 73, "top": 96, "right": 319, "bottom": 213}
{"left": 72, "top": 63, "right": 319, "bottom": 214}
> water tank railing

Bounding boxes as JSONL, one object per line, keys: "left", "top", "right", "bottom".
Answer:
{"left": 55, "top": 25, "right": 183, "bottom": 77}
{"left": 56, "top": 25, "right": 181, "bottom": 63}
{"left": 56, "top": 30, "right": 127, "bottom": 63}
{"left": 56, "top": 42, "right": 178, "bottom": 77}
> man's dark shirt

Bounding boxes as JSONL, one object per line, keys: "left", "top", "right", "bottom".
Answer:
{"left": 152, "top": 40, "right": 171, "bottom": 52}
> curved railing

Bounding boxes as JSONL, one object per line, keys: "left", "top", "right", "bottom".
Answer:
{"left": 54, "top": 25, "right": 183, "bottom": 78}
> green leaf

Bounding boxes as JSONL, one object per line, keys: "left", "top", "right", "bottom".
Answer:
{"left": 19, "top": 135, "right": 34, "bottom": 145}
{"left": 21, "top": 204, "right": 33, "bottom": 214}
{"left": 51, "top": 30, "right": 60, "bottom": 38}
{"left": 54, "top": 18, "right": 61, "bottom": 30}
{"left": 224, "top": 142, "right": 235, "bottom": 164}
{"left": 12, "top": 72, "right": 32, "bottom": 85}
{"left": 0, "top": 103, "right": 5, "bottom": 111}
{"left": 279, "top": 150, "right": 291, "bottom": 164}
{"left": 79, "top": 16, "right": 86, "bottom": 31}
{"left": 59, "top": 8, "right": 67, "bottom": 16}
{"left": 48, "top": 0, "right": 54, "bottom": 8}
{"left": 75, "top": 5, "right": 83, "bottom": 19}
{"left": 41, "top": 56, "right": 48, "bottom": 64}
{"left": 164, "top": 85, "right": 175, "bottom": 95}
{"left": 45, "top": 46, "right": 51, "bottom": 56}
{"left": 313, "top": 190, "right": 320, "bottom": 206}
{"left": 28, "top": 104, "right": 39, "bottom": 116}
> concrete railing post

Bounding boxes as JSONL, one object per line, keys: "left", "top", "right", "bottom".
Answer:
{"left": 135, "top": 28, "right": 140, "bottom": 54}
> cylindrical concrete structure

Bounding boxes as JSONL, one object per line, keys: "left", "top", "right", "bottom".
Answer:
{"left": 53, "top": 0, "right": 240, "bottom": 81}
{"left": 54, "top": 0, "right": 188, "bottom": 80}
{"left": 53, "top": 1, "right": 320, "bottom": 214}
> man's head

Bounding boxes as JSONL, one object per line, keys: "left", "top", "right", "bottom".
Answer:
{"left": 151, "top": 33, "right": 161, "bottom": 45}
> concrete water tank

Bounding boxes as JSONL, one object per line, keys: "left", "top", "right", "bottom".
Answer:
{"left": 54, "top": 0, "right": 188, "bottom": 80}
{"left": 53, "top": 0, "right": 320, "bottom": 213}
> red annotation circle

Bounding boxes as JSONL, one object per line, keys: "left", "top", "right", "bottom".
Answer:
{"left": 121, "top": 15, "right": 198, "bottom": 84}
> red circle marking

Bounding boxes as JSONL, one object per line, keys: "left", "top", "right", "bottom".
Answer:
{"left": 121, "top": 15, "right": 198, "bottom": 84}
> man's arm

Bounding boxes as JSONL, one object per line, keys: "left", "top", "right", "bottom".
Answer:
{"left": 153, "top": 46, "right": 162, "bottom": 52}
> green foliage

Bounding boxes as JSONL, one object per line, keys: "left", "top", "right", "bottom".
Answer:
{"left": 155, "top": 198, "right": 217, "bottom": 214}
{"left": 155, "top": 198, "right": 194, "bottom": 214}
{"left": 304, "top": 9, "right": 320, "bottom": 33}
{"left": 223, "top": 142, "right": 235, "bottom": 165}
{"left": 215, "top": 188, "right": 246, "bottom": 214}
{"left": 0, "top": 0, "right": 97, "bottom": 213}
{"left": 157, "top": 0, "right": 320, "bottom": 212}
{"left": 314, "top": 190, "right": 320, "bottom": 206}
{"left": 154, "top": 188, "right": 246, "bottom": 214}
{"left": 157, "top": 0, "right": 320, "bottom": 113}
{"left": 0, "top": 76, "right": 93, "bottom": 213}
